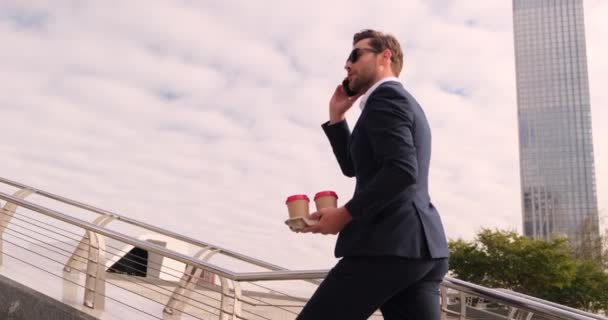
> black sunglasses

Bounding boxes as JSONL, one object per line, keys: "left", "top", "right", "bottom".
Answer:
{"left": 347, "top": 47, "right": 379, "bottom": 63}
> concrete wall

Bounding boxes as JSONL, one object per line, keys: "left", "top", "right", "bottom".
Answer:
{"left": 0, "top": 274, "right": 97, "bottom": 320}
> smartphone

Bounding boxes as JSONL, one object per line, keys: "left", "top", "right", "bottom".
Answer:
{"left": 342, "top": 78, "right": 357, "bottom": 97}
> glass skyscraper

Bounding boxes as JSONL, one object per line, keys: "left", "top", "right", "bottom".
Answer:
{"left": 513, "top": 0, "right": 599, "bottom": 243}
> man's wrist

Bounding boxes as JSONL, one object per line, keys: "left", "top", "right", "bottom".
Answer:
{"left": 339, "top": 206, "right": 353, "bottom": 222}
{"left": 329, "top": 114, "right": 345, "bottom": 124}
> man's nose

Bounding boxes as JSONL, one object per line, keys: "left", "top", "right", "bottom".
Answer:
{"left": 344, "top": 61, "right": 352, "bottom": 71}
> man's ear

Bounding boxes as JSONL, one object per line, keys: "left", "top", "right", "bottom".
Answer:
{"left": 382, "top": 49, "right": 392, "bottom": 65}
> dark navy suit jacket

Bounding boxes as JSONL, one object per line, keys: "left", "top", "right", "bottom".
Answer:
{"left": 322, "top": 81, "right": 449, "bottom": 259}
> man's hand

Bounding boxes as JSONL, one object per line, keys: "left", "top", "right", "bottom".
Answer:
{"left": 301, "top": 206, "right": 353, "bottom": 235}
{"left": 329, "top": 85, "right": 363, "bottom": 124}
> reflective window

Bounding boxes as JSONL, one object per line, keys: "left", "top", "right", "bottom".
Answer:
{"left": 514, "top": 0, "right": 598, "bottom": 243}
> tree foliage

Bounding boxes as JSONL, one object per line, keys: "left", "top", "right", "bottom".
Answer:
{"left": 572, "top": 213, "right": 608, "bottom": 269}
{"left": 449, "top": 229, "right": 608, "bottom": 312}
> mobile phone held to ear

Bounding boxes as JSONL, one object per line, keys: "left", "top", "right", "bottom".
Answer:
{"left": 342, "top": 78, "right": 356, "bottom": 97}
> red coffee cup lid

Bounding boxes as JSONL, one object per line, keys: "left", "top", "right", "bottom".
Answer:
{"left": 314, "top": 190, "right": 338, "bottom": 200}
{"left": 286, "top": 194, "right": 310, "bottom": 204}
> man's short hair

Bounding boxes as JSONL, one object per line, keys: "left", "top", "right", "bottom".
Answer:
{"left": 353, "top": 29, "right": 404, "bottom": 76}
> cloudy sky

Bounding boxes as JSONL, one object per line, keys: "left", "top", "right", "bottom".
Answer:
{"left": 1, "top": 0, "right": 607, "bottom": 272}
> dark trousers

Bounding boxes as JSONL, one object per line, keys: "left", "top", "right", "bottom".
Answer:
{"left": 297, "top": 256, "right": 448, "bottom": 320}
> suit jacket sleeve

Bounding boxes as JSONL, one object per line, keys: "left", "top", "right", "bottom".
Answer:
{"left": 344, "top": 88, "right": 418, "bottom": 220}
{"left": 321, "top": 120, "right": 356, "bottom": 177}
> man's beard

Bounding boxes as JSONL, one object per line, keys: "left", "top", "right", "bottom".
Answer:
{"left": 350, "top": 65, "right": 376, "bottom": 95}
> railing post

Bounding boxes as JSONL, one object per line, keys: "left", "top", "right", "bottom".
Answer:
{"left": 219, "top": 277, "right": 242, "bottom": 320}
{"left": 64, "top": 215, "right": 114, "bottom": 272}
{"left": 163, "top": 247, "right": 220, "bottom": 315}
{"left": 440, "top": 286, "right": 448, "bottom": 320}
{"left": 83, "top": 230, "right": 106, "bottom": 310}
{"left": 459, "top": 292, "right": 467, "bottom": 320}
{"left": 0, "top": 188, "right": 34, "bottom": 265}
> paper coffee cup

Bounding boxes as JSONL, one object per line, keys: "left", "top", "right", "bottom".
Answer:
{"left": 314, "top": 191, "right": 338, "bottom": 210}
{"left": 285, "top": 194, "right": 310, "bottom": 218}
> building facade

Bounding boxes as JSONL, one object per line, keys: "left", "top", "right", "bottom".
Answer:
{"left": 513, "top": 0, "right": 599, "bottom": 243}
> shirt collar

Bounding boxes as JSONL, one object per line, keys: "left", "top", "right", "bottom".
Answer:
{"left": 359, "top": 77, "right": 401, "bottom": 110}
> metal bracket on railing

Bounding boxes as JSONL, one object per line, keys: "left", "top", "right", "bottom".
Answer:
{"left": 219, "top": 277, "right": 242, "bottom": 320}
{"left": 508, "top": 307, "right": 534, "bottom": 320}
{"left": 163, "top": 246, "right": 220, "bottom": 315}
{"left": 0, "top": 188, "right": 35, "bottom": 265}
{"left": 83, "top": 230, "right": 106, "bottom": 310}
{"left": 64, "top": 215, "right": 114, "bottom": 272}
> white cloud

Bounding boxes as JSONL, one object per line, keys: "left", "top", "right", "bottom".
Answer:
{"left": 0, "top": 0, "right": 606, "bottom": 276}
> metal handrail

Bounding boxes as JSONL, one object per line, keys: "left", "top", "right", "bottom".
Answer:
{"left": 2, "top": 183, "right": 607, "bottom": 319}
{"left": 0, "top": 191, "right": 236, "bottom": 279}
{"left": 0, "top": 176, "right": 305, "bottom": 274}
{"left": 0, "top": 191, "right": 326, "bottom": 282}
{"left": 495, "top": 288, "right": 607, "bottom": 320}
{"left": 442, "top": 277, "right": 606, "bottom": 320}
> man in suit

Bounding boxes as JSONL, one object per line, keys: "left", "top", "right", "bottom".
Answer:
{"left": 299, "top": 29, "right": 449, "bottom": 320}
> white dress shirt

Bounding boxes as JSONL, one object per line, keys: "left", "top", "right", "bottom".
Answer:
{"left": 359, "top": 76, "right": 401, "bottom": 110}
